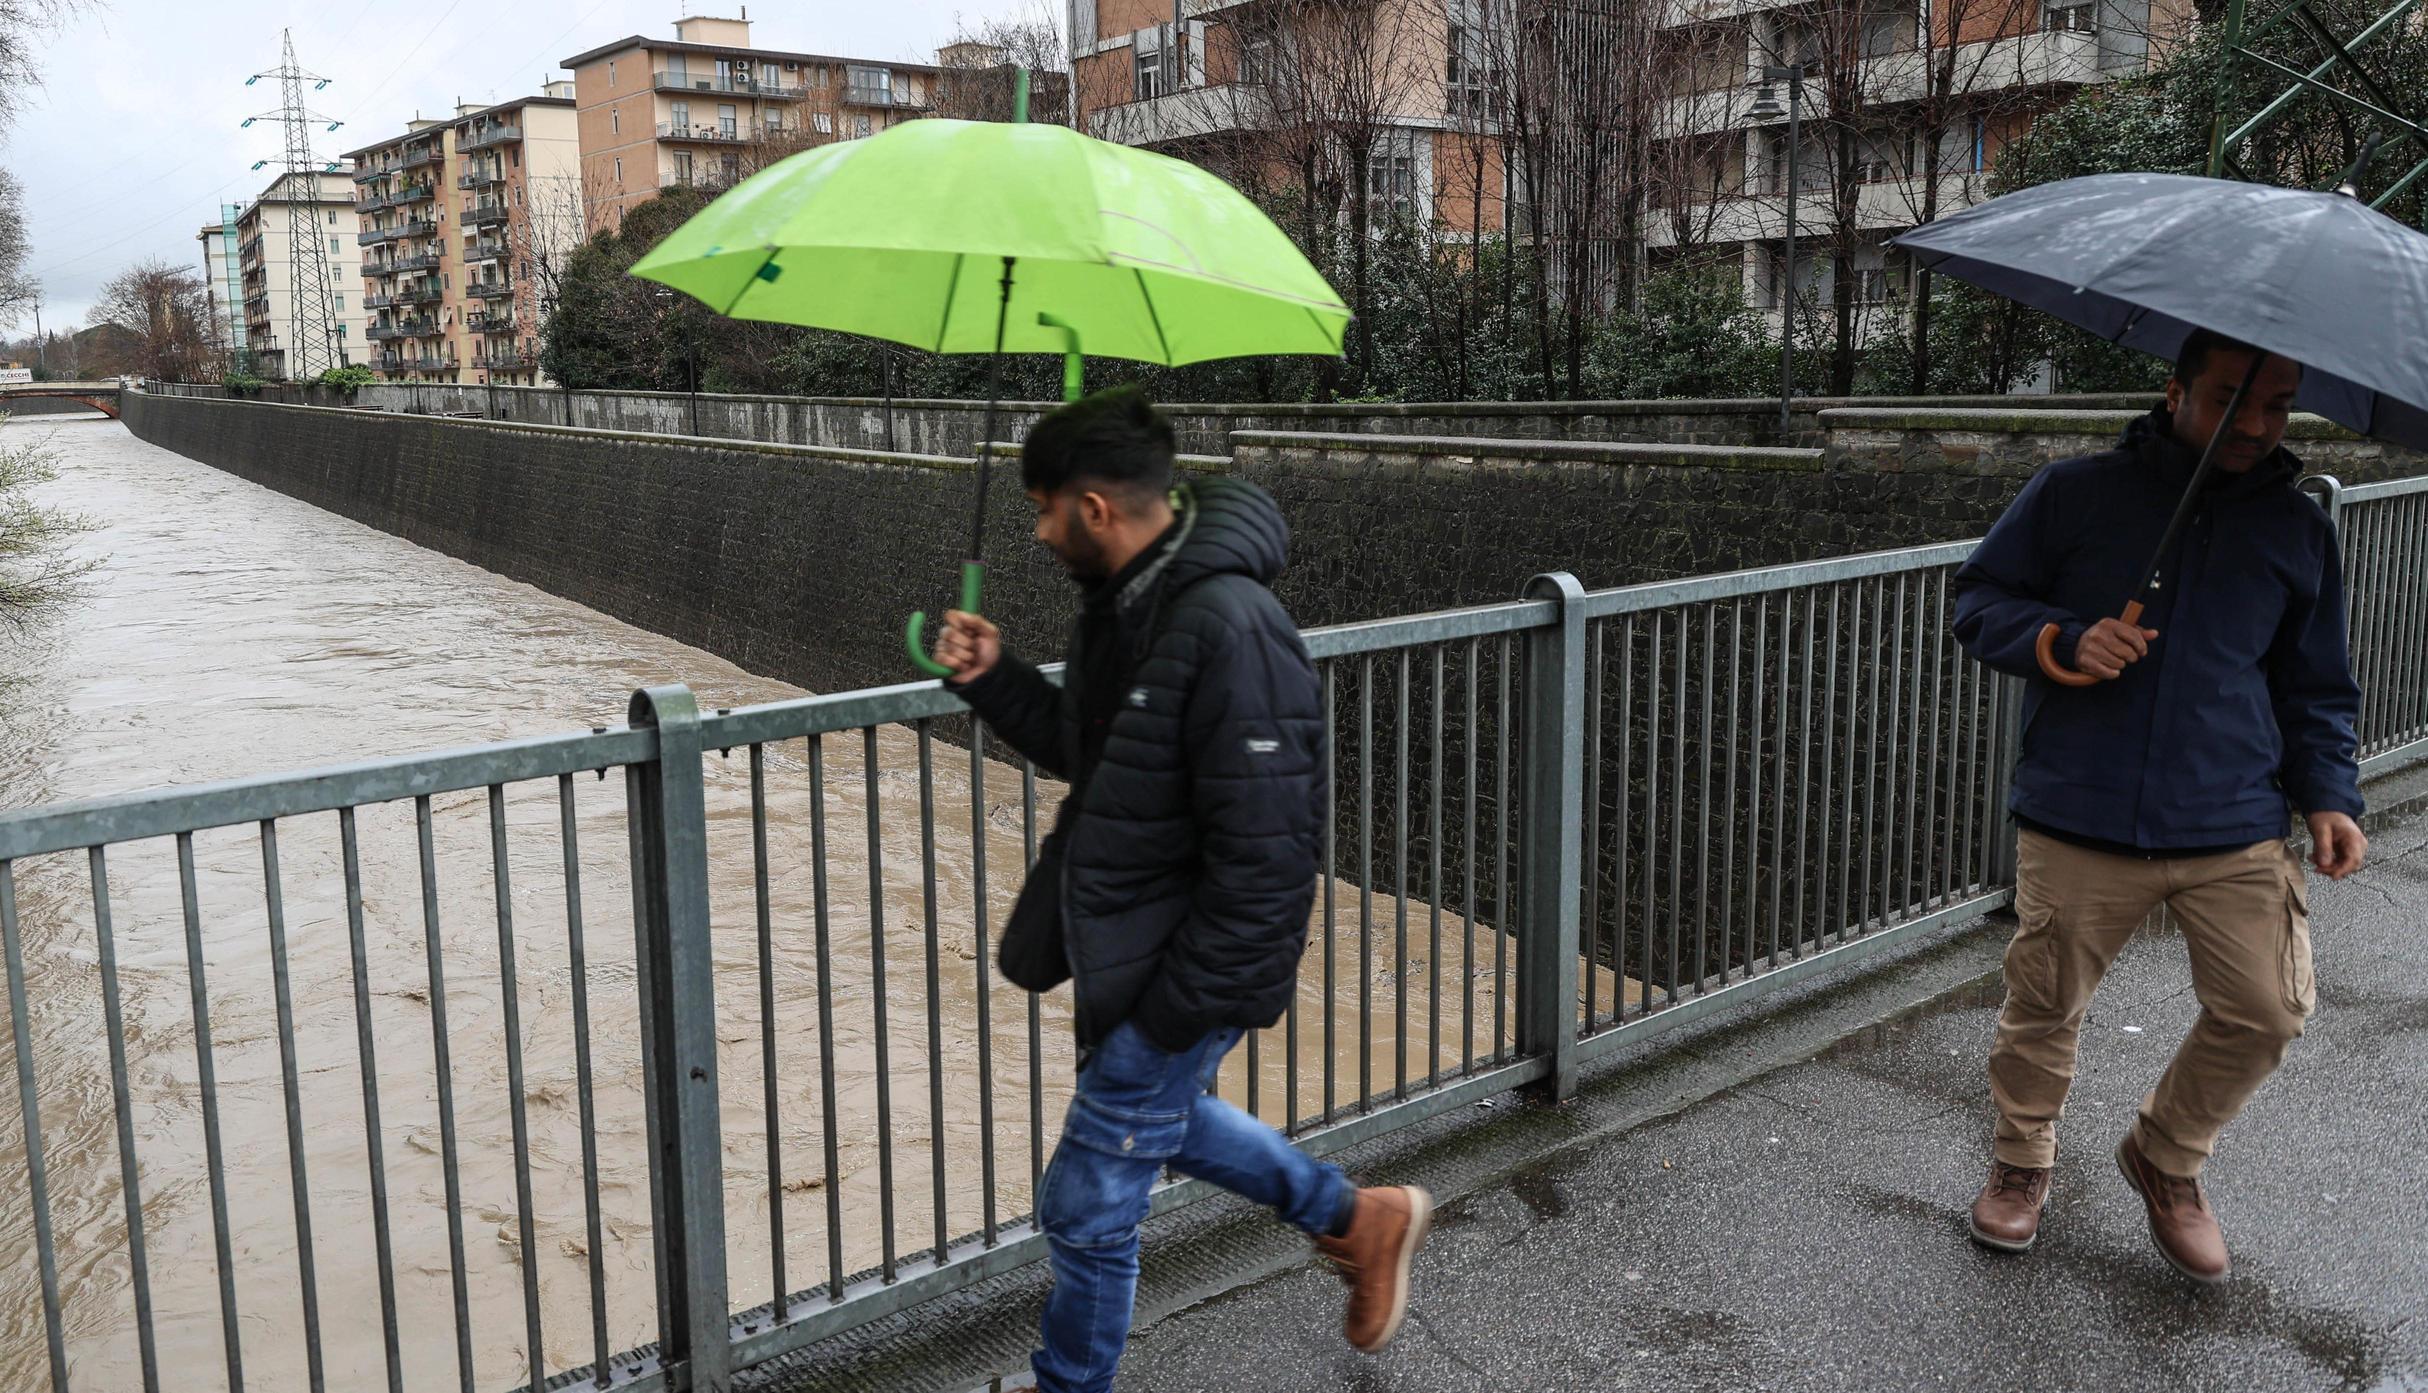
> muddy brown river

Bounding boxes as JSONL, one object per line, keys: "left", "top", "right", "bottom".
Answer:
{"left": 0, "top": 417, "right": 1591, "bottom": 1391}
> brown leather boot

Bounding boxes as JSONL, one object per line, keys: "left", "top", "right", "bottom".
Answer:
{"left": 1313, "top": 1185, "right": 1434, "bottom": 1353}
{"left": 2116, "top": 1133, "right": 2230, "bottom": 1283}
{"left": 1968, "top": 1160, "right": 2053, "bottom": 1252}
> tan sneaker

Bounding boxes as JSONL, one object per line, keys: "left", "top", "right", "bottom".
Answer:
{"left": 2116, "top": 1132, "right": 2230, "bottom": 1284}
{"left": 1312, "top": 1185, "right": 1434, "bottom": 1353}
{"left": 1968, "top": 1160, "right": 2053, "bottom": 1252}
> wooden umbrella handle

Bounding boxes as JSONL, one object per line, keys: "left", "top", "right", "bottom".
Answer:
{"left": 2034, "top": 601, "right": 2144, "bottom": 687}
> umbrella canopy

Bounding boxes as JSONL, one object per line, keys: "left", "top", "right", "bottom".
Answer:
{"left": 1893, "top": 172, "right": 2428, "bottom": 450}
{"left": 628, "top": 117, "right": 1349, "bottom": 366}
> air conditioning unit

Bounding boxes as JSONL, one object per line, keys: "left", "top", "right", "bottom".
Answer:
{"left": 785, "top": 60, "right": 799, "bottom": 70}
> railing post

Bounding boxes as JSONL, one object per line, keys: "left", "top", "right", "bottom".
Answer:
{"left": 625, "top": 684, "right": 732, "bottom": 1392}
{"left": 2301, "top": 473, "right": 2345, "bottom": 532}
{"left": 1518, "top": 571, "right": 1587, "bottom": 1103}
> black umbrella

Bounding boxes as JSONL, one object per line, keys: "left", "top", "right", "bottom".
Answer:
{"left": 1893, "top": 150, "right": 2428, "bottom": 685}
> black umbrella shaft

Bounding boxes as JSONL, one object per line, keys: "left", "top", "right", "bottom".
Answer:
{"left": 2129, "top": 351, "right": 2267, "bottom": 607}
{"left": 969, "top": 255, "right": 1017, "bottom": 565}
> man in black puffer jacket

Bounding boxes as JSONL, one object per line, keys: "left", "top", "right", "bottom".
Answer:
{"left": 934, "top": 388, "right": 1432, "bottom": 1393}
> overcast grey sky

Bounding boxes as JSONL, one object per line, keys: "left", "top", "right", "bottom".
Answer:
{"left": 7, "top": 0, "right": 1047, "bottom": 330}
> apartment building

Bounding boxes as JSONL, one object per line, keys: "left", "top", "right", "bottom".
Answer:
{"left": 1071, "top": 1, "right": 1514, "bottom": 236}
{"left": 564, "top": 10, "right": 943, "bottom": 230}
{"left": 221, "top": 170, "right": 365, "bottom": 378}
{"left": 196, "top": 210, "right": 245, "bottom": 361}
{"left": 345, "top": 86, "right": 578, "bottom": 385}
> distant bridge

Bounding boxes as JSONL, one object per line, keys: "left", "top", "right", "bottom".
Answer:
{"left": 0, "top": 381, "right": 121, "bottom": 418}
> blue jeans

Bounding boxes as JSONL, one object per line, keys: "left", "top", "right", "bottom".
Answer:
{"left": 1030, "top": 1020, "right": 1354, "bottom": 1393}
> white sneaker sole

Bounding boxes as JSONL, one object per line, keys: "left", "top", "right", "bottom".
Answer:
{"left": 1356, "top": 1186, "right": 1434, "bottom": 1354}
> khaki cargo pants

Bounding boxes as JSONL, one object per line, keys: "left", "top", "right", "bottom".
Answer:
{"left": 1989, "top": 829, "right": 2316, "bottom": 1178}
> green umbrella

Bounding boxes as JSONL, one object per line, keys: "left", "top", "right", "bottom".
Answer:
{"left": 631, "top": 97, "right": 1349, "bottom": 675}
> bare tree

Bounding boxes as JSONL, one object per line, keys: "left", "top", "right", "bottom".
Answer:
{"left": 90, "top": 259, "right": 215, "bottom": 382}
{"left": 935, "top": 2, "right": 1072, "bottom": 123}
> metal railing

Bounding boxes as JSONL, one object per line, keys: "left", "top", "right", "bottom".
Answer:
{"left": 459, "top": 123, "right": 521, "bottom": 151}
{"left": 5, "top": 465, "right": 2423, "bottom": 1392}
{"left": 653, "top": 69, "right": 805, "bottom": 99}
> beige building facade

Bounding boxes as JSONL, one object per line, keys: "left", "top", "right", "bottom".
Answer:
{"left": 346, "top": 86, "right": 579, "bottom": 385}
{"left": 564, "top": 11, "right": 942, "bottom": 231}
{"left": 225, "top": 170, "right": 366, "bottom": 378}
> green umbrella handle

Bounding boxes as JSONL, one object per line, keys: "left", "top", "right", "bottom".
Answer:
{"left": 906, "top": 560, "right": 986, "bottom": 679}
{"left": 1038, "top": 312, "right": 1084, "bottom": 402}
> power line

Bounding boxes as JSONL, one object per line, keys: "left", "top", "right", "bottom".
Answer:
{"left": 30, "top": 175, "right": 247, "bottom": 282}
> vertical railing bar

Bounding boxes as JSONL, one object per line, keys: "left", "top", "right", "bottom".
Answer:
{"left": 1360, "top": 652, "right": 1375, "bottom": 1111}
{"left": 0, "top": 860, "right": 69, "bottom": 1393}
{"left": 1021, "top": 763, "right": 1043, "bottom": 1201}
{"left": 1902, "top": 572, "right": 1928, "bottom": 917}
{"left": 863, "top": 726, "right": 898, "bottom": 1280}
{"left": 90, "top": 846, "right": 166, "bottom": 1393}
{"left": 1394, "top": 646, "right": 1410, "bottom": 1101}
{"left": 1724, "top": 599, "right": 1745, "bottom": 985}
{"left": 1825, "top": 577, "right": 1845, "bottom": 951}
{"left": 1429, "top": 644, "right": 1445, "bottom": 1088}
{"left": 1582, "top": 623, "right": 1604, "bottom": 1032}
{"left": 1874, "top": 575, "right": 1903, "bottom": 930}
{"left": 1928, "top": 571, "right": 1953, "bottom": 907}
{"left": 1612, "top": 616, "right": 1634, "bottom": 1022}
{"left": 258, "top": 820, "right": 328, "bottom": 1391}
{"left": 1771, "top": 591, "right": 1793, "bottom": 969}
{"left": 1321, "top": 661, "right": 1338, "bottom": 1124}
{"left": 917, "top": 722, "right": 949, "bottom": 1268}
{"left": 1669, "top": 611, "right": 1687, "bottom": 1005}
{"left": 2401, "top": 495, "right": 2425, "bottom": 743}
{"left": 1859, "top": 577, "right": 1886, "bottom": 938}
{"left": 178, "top": 832, "right": 248, "bottom": 1392}
{"left": 1462, "top": 638, "right": 1479, "bottom": 1070}
{"left": 810, "top": 737, "right": 848, "bottom": 1299}
{"left": 1790, "top": 589, "right": 1814, "bottom": 964}
{"left": 555, "top": 776, "right": 612, "bottom": 1388}
{"left": 1695, "top": 605, "right": 1715, "bottom": 995}
{"left": 971, "top": 729, "right": 999, "bottom": 1244}
{"left": 1746, "top": 596, "right": 1766, "bottom": 977}
{"left": 1495, "top": 634, "right": 1511, "bottom": 1059}
{"left": 487, "top": 784, "right": 547, "bottom": 1393}
{"left": 1642, "top": 612, "right": 1662, "bottom": 1015}
{"left": 416, "top": 797, "right": 476, "bottom": 1392}
{"left": 750, "top": 746, "right": 788, "bottom": 1316}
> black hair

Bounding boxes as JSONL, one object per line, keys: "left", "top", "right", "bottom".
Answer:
{"left": 2173, "top": 328, "right": 2285, "bottom": 386}
{"left": 1020, "top": 385, "right": 1175, "bottom": 498}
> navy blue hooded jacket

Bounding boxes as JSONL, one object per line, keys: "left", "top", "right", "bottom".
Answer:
{"left": 1952, "top": 409, "right": 2362, "bottom": 850}
{"left": 952, "top": 476, "right": 1324, "bottom": 1051}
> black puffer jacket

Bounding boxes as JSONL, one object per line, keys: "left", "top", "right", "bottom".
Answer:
{"left": 952, "top": 476, "right": 1325, "bottom": 1051}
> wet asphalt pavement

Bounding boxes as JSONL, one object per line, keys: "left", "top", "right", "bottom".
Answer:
{"left": 1108, "top": 810, "right": 2428, "bottom": 1393}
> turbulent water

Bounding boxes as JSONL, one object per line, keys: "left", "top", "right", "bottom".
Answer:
{"left": 0, "top": 416, "right": 1524, "bottom": 1391}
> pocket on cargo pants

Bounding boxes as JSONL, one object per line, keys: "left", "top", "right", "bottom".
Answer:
{"left": 2281, "top": 860, "right": 2317, "bottom": 1018}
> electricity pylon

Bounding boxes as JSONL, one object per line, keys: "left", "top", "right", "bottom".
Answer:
{"left": 243, "top": 30, "right": 347, "bottom": 379}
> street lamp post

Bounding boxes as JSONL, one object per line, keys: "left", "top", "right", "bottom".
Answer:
{"left": 1748, "top": 66, "right": 1805, "bottom": 437}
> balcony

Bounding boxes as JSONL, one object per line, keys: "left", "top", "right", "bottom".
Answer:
{"left": 462, "top": 200, "right": 511, "bottom": 227}
{"left": 845, "top": 84, "right": 923, "bottom": 109}
{"left": 364, "top": 251, "right": 446, "bottom": 279}
{"left": 356, "top": 183, "right": 439, "bottom": 212}
{"left": 464, "top": 240, "right": 509, "bottom": 264}
{"left": 377, "top": 353, "right": 450, "bottom": 373}
{"left": 457, "top": 169, "right": 505, "bottom": 191}
{"left": 358, "top": 219, "right": 437, "bottom": 245}
{"left": 367, "top": 316, "right": 439, "bottom": 341}
{"left": 363, "top": 286, "right": 442, "bottom": 309}
{"left": 652, "top": 68, "right": 804, "bottom": 99}
{"left": 1090, "top": 82, "right": 1269, "bottom": 146}
{"left": 466, "top": 309, "right": 519, "bottom": 334}
{"left": 657, "top": 120, "right": 748, "bottom": 144}
{"left": 400, "top": 146, "right": 444, "bottom": 170}
{"left": 467, "top": 279, "right": 516, "bottom": 301}
{"left": 459, "top": 122, "right": 522, "bottom": 151}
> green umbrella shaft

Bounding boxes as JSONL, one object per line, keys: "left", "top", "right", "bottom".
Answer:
{"left": 968, "top": 255, "right": 1016, "bottom": 572}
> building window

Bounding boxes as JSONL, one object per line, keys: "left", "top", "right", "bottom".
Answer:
{"left": 335, "top": 294, "right": 344, "bottom": 310}
{"left": 848, "top": 64, "right": 893, "bottom": 106}
{"left": 811, "top": 64, "right": 829, "bottom": 88}
{"left": 327, "top": 209, "right": 337, "bottom": 225}
{"left": 1365, "top": 133, "right": 1419, "bottom": 223}
{"left": 331, "top": 237, "right": 343, "bottom": 255}
{"left": 763, "top": 61, "right": 781, "bottom": 88}
{"left": 337, "top": 324, "right": 348, "bottom": 339}
{"left": 2043, "top": 0, "right": 2098, "bottom": 31}
{"left": 813, "top": 111, "right": 834, "bottom": 134}
{"left": 1133, "top": 29, "right": 1165, "bottom": 100}
{"left": 615, "top": 156, "right": 624, "bottom": 181}
{"left": 611, "top": 107, "right": 620, "bottom": 134}
{"left": 721, "top": 154, "right": 740, "bottom": 184}
{"left": 674, "top": 150, "right": 693, "bottom": 183}
{"left": 852, "top": 114, "right": 872, "bottom": 139}
{"left": 608, "top": 60, "right": 616, "bottom": 85}
{"left": 672, "top": 99, "right": 689, "bottom": 130}
{"left": 718, "top": 103, "right": 737, "bottom": 137}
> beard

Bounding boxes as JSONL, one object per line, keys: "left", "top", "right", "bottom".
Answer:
{"left": 1054, "top": 524, "right": 1111, "bottom": 584}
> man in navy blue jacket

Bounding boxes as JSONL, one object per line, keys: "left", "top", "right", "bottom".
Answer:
{"left": 1952, "top": 330, "right": 2366, "bottom": 1284}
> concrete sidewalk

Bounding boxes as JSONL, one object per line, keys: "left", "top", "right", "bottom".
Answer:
{"left": 1108, "top": 810, "right": 2428, "bottom": 1393}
